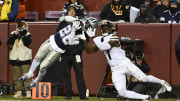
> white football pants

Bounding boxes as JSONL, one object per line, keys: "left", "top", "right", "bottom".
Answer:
{"left": 111, "top": 58, "right": 164, "bottom": 99}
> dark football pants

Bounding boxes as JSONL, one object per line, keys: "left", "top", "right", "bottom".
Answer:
{"left": 59, "top": 55, "right": 87, "bottom": 98}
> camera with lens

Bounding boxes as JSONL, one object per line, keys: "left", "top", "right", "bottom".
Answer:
{"left": 135, "top": 50, "right": 144, "bottom": 60}
{"left": 17, "top": 21, "right": 27, "bottom": 37}
{"left": 18, "top": 28, "right": 27, "bottom": 37}
{"left": 125, "top": 46, "right": 135, "bottom": 61}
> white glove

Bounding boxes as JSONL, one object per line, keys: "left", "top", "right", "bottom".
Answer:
{"left": 72, "top": 20, "right": 81, "bottom": 31}
{"left": 59, "top": 16, "right": 65, "bottom": 22}
{"left": 59, "top": 16, "right": 78, "bottom": 22}
{"left": 78, "top": 31, "right": 86, "bottom": 41}
{"left": 86, "top": 27, "right": 96, "bottom": 37}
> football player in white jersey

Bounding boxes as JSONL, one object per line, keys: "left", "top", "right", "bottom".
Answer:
{"left": 19, "top": 16, "right": 98, "bottom": 89}
{"left": 80, "top": 20, "right": 172, "bottom": 100}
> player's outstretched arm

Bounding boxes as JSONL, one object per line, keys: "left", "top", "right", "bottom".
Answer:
{"left": 108, "top": 34, "right": 120, "bottom": 47}
{"left": 108, "top": 40, "right": 120, "bottom": 47}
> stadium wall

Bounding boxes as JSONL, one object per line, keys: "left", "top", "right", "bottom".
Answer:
{"left": 0, "top": 22, "right": 179, "bottom": 95}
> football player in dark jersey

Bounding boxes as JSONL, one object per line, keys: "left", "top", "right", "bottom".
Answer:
{"left": 19, "top": 17, "right": 98, "bottom": 89}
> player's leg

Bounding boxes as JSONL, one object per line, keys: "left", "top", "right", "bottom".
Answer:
{"left": 19, "top": 39, "right": 51, "bottom": 82}
{"left": 126, "top": 58, "right": 172, "bottom": 92}
{"left": 112, "top": 71, "right": 149, "bottom": 99}
{"left": 27, "top": 48, "right": 61, "bottom": 89}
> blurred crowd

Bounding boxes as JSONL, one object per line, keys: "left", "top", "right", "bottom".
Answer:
{"left": 0, "top": 0, "right": 180, "bottom": 23}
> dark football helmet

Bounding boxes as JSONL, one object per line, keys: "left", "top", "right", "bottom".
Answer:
{"left": 100, "top": 20, "right": 115, "bottom": 36}
{"left": 135, "top": 50, "right": 144, "bottom": 60}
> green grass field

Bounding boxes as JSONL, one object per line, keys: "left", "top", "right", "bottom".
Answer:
{"left": 0, "top": 95, "right": 178, "bottom": 101}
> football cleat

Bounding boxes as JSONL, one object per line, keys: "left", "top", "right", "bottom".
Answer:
{"left": 19, "top": 73, "right": 34, "bottom": 82}
{"left": 27, "top": 80, "right": 38, "bottom": 89}
{"left": 163, "top": 80, "right": 172, "bottom": 92}
{"left": 143, "top": 95, "right": 152, "bottom": 101}
{"left": 19, "top": 74, "right": 28, "bottom": 82}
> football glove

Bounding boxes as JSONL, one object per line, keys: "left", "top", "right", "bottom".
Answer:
{"left": 72, "top": 20, "right": 82, "bottom": 31}
{"left": 86, "top": 27, "right": 96, "bottom": 37}
{"left": 78, "top": 31, "right": 86, "bottom": 41}
{"left": 59, "top": 16, "right": 78, "bottom": 22}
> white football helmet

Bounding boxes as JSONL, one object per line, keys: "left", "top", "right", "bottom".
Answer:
{"left": 100, "top": 20, "right": 115, "bottom": 36}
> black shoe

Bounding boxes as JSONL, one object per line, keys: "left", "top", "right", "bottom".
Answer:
{"left": 65, "top": 96, "right": 72, "bottom": 100}
{"left": 80, "top": 97, "right": 88, "bottom": 100}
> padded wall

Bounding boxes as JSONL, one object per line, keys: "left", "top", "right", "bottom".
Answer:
{"left": 117, "top": 23, "right": 171, "bottom": 82}
{"left": 0, "top": 23, "right": 9, "bottom": 83}
{"left": 1, "top": 22, "right": 179, "bottom": 95}
{"left": 171, "top": 24, "right": 180, "bottom": 85}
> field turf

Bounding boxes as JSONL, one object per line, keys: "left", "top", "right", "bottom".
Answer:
{"left": 0, "top": 95, "right": 178, "bottom": 101}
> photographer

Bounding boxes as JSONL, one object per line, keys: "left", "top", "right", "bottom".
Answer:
{"left": 125, "top": 46, "right": 150, "bottom": 94}
{"left": 134, "top": 50, "right": 150, "bottom": 73}
{"left": 7, "top": 21, "right": 32, "bottom": 99}
{"left": 126, "top": 49, "right": 165, "bottom": 98}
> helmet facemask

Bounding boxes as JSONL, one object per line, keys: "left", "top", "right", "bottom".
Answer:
{"left": 100, "top": 21, "right": 115, "bottom": 36}
{"left": 101, "top": 25, "right": 111, "bottom": 36}
{"left": 85, "top": 20, "right": 93, "bottom": 30}
{"left": 85, "top": 17, "right": 98, "bottom": 30}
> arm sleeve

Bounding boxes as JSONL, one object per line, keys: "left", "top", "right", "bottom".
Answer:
{"left": 7, "top": 32, "right": 18, "bottom": 46}
{"left": 93, "top": 38, "right": 111, "bottom": 51}
{"left": 151, "top": 6, "right": 159, "bottom": 18}
{"left": 122, "top": 5, "right": 130, "bottom": 22}
{"left": 22, "top": 34, "right": 32, "bottom": 47}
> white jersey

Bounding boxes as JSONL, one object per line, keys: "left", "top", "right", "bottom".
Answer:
{"left": 93, "top": 34, "right": 126, "bottom": 67}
